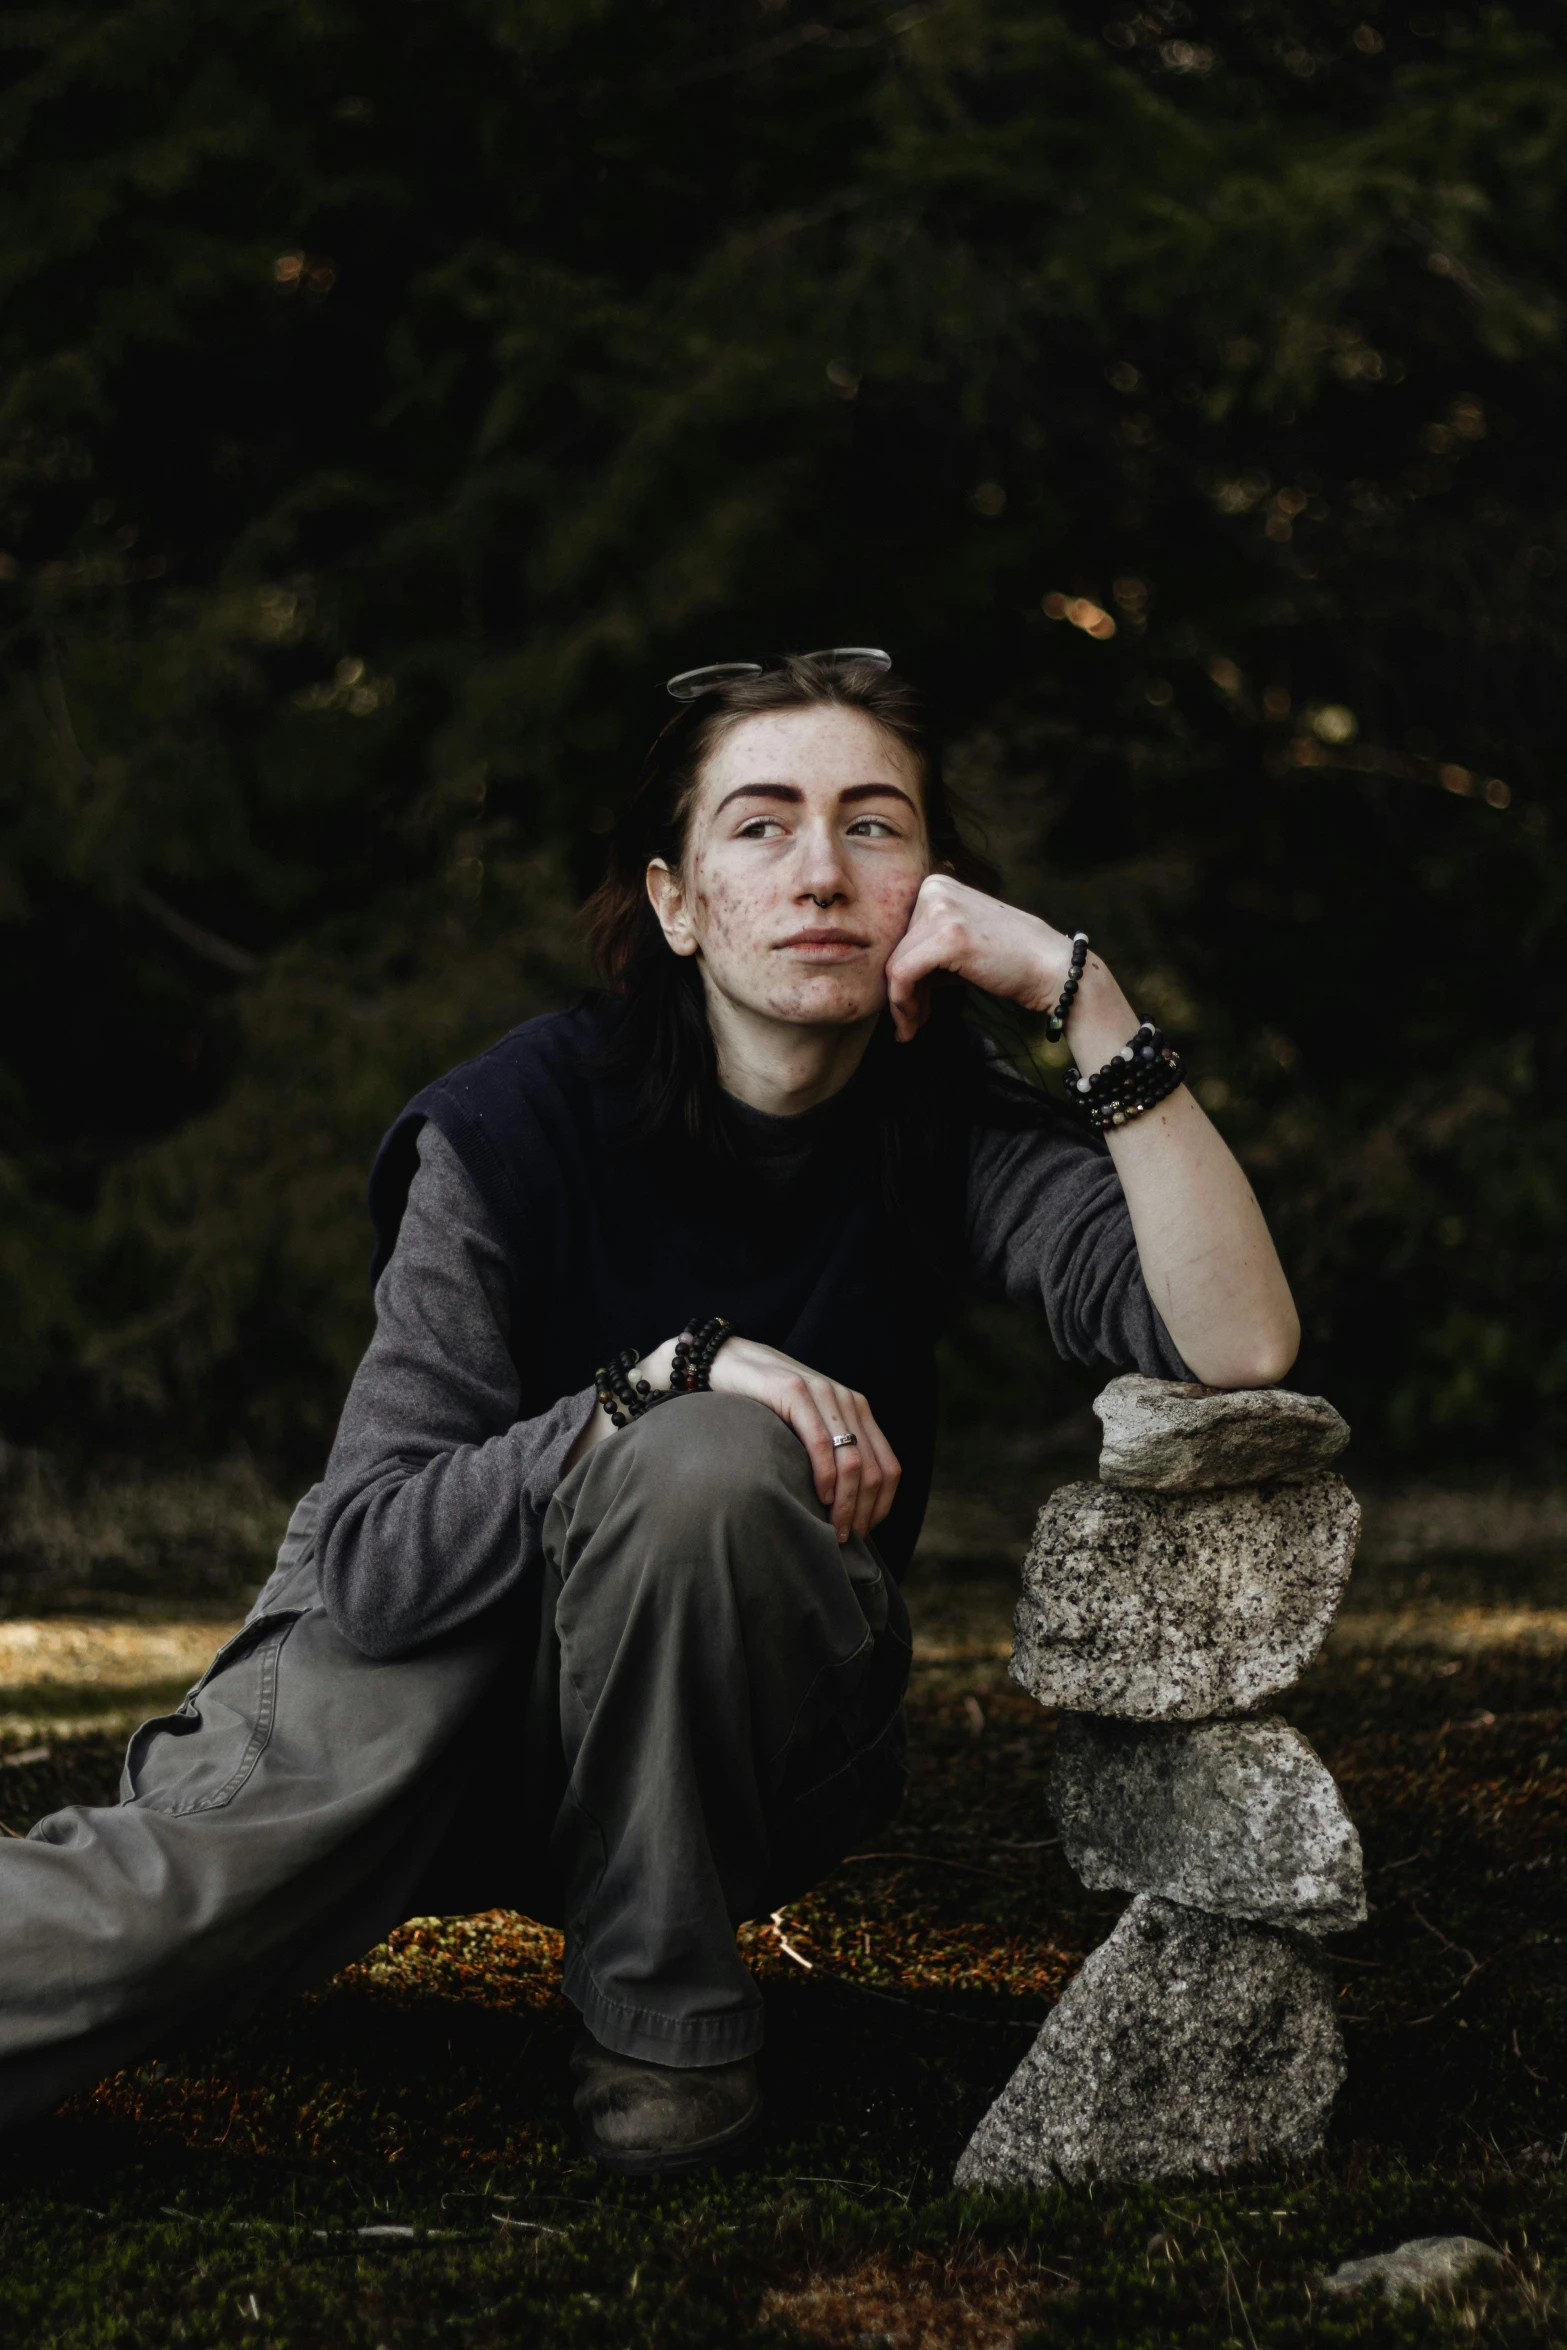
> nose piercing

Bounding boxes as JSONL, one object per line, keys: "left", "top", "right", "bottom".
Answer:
{"left": 808, "top": 893, "right": 836, "bottom": 908}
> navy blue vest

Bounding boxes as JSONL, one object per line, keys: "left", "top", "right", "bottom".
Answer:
{"left": 367, "top": 1002, "right": 945, "bottom": 1575}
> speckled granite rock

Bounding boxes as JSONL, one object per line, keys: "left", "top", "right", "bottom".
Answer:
{"left": 1011, "top": 1473, "right": 1359, "bottom": 1720}
{"left": 1095, "top": 1375, "right": 1350, "bottom": 1492}
{"left": 954, "top": 1896, "right": 1345, "bottom": 2186}
{"left": 1049, "top": 1714, "right": 1366, "bottom": 1933}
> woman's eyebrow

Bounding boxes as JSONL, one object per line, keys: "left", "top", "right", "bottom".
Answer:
{"left": 840, "top": 782, "right": 917, "bottom": 811}
{"left": 711, "top": 780, "right": 917, "bottom": 816}
{"left": 712, "top": 782, "right": 804, "bottom": 815}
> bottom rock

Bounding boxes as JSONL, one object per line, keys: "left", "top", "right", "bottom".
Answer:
{"left": 955, "top": 1895, "right": 1345, "bottom": 2186}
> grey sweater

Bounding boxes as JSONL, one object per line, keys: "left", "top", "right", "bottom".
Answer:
{"left": 318, "top": 1113, "right": 1187, "bottom": 1657}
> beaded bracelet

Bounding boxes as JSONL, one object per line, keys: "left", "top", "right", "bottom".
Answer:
{"left": 1080, "top": 1054, "right": 1184, "bottom": 1131}
{"left": 1066, "top": 1058, "right": 1182, "bottom": 1130}
{"left": 669, "top": 1314, "right": 733, "bottom": 1393}
{"left": 1065, "top": 1021, "right": 1186, "bottom": 1132}
{"left": 1070, "top": 1020, "right": 1167, "bottom": 1099}
{"left": 595, "top": 1346, "right": 651, "bottom": 1430}
{"left": 594, "top": 1315, "right": 736, "bottom": 1429}
{"left": 1064, "top": 1024, "right": 1180, "bottom": 1112}
{"left": 1069, "top": 1050, "right": 1184, "bottom": 1130}
{"left": 1044, "top": 931, "right": 1090, "bottom": 1043}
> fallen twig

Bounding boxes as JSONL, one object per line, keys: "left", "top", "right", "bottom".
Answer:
{"left": 780, "top": 2175, "right": 912, "bottom": 2204}
{"left": 1513, "top": 2028, "right": 1548, "bottom": 2085}
{"left": 839, "top": 1851, "right": 1011, "bottom": 1880}
{"left": 1398, "top": 1904, "right": 1491, "bottom": 2026}
{"left": 768, "top": 1909, "right": 815, "bottom": 1970}
{"left": 1210, "top": 2228, "right": 1260, "bottom": 2350}
{"left": 1411, "top": 1906, "right": 1481, "bottom": 1972}
{"left": 309, "top": 2224, "right": 473, "bottom": 2243}
{"left": 819, "top": 1974, "right": 1045, "bottom": 2032}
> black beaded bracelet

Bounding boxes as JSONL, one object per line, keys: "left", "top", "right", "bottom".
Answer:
{"left": 595, "top": 1345, "right": 650, "bottom": 1430}
{"left": 1070, "top": 1020, "right": 1167, "bottom": 1099}
{"left": 1064, "top": 1025, "right": 1176, "bottom": 1107}
{"left": 595, "top": 1315, "right": 737, "bottom": 1429}
{"left": 1079, "top": 1054, "right": 1184, "bottom": 1131}
{"left": 1044, "top": 931, "right": 1090, "bottom": 1044}
{"left": 1065, "top": 1022, "right": 1186, "bottom": 1131}
{"left": 671, "top": 1314, "right": 733, "bottom": 1392}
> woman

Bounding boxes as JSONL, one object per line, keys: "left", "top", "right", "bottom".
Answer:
{"left": 0, "top": 653, "right": 1297, "bottom": 2176}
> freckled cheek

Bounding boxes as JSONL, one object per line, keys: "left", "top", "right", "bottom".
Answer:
{"left": 864, "top": 873, "right": 925, "bottom": 950}
{"left": 691, "top": 874, "right": 770, "bottom": 960}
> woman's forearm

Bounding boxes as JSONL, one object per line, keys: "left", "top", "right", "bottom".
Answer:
{"left": 1065, "top": 955, "right": 1301, "bottom": 1389}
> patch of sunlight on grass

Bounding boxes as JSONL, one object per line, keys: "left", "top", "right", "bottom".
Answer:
{"left": 0, "top": 1615, "right": 242, "bottom": 1745}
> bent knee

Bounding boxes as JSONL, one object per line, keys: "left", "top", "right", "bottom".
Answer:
{"left": 596, "top": 1392, "right": 817, "bottom": 1530}
{"left": 580, "top": 1391, "right": 822, "bottom": 1541}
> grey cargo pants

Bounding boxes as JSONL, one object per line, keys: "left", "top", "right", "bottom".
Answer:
{"left": 0, "top": 1396, "right": 910, "bottom": 2128}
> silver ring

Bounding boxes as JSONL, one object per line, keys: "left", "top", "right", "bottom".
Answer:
{"left": 831, "top": 1431, "right": 858, "bottom": 1450}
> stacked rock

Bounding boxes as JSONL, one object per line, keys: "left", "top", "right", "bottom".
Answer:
{"left": 955, "top": 1375, "right": 1364, "bottom": 2188}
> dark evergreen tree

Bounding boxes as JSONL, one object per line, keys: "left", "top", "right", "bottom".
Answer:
{"left": 1, "top": 0, "right": 1564, "bottom": 1465}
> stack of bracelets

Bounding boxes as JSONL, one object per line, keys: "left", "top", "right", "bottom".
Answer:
{"left": 1065, "top": 1019, "right": 1185, "bottom": 1131}
{"left": 1045, "top": 934, "right": 1186, "bottom": 1130}
{"left": 594, "top": 1314, "right": 734, "bottom": 1430}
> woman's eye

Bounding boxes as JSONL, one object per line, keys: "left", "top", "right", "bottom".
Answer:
{"left": 847, "top": 817, "right": 899, "bottom": 838}
{"left": 736, "top": 818, "right": 787, "bottom": 839}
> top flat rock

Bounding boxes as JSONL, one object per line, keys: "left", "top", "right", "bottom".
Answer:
{"left": 1095, "top": 1375, "right": 1350, "bottom": 1492}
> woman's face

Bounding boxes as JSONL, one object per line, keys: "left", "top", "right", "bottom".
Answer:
{"left": 647, "top": 705, "right": 933, "bottom": 1031}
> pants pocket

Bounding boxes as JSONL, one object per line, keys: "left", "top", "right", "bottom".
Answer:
{"left": 120, "top": 1612, "right": 304, "bottom": 1816}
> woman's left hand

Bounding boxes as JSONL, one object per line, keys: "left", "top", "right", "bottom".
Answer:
{"left": 883, "top": 874, "right": 1074, "bottom": 1042}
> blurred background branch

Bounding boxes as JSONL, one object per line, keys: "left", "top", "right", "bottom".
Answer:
{"left": 1, "top": 0, "right": 1564, "bottom": 1478}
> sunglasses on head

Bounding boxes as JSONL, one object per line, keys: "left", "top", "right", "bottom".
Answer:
{"left": 665, "top": 647, "right": 892, "bottom": 701}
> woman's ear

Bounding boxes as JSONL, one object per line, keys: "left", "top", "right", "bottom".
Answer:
{"left": 646, "top": 859, "right": 700, "bottom": 957}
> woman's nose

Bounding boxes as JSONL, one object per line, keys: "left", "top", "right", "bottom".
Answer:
{"left": 793, "top": 822, "right": 851, "bottom": 900}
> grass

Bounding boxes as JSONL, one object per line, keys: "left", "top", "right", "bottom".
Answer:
{"left": 0, "top": 1445, "right": 287, "bottom": 1616}
{"left": 0, "top": 1458, "right": 1564, "bottom": 2344}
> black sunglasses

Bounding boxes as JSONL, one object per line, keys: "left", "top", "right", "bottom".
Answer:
{"left": 665, "top": 647, "right": 892, "bottom": 702}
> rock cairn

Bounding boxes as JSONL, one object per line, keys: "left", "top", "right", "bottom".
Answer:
{"left": 955, "top": 1375, "right": 1364, "bottom": 2188}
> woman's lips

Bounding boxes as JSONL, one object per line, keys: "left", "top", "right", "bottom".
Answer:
{"left": 774, "top": 930, "right": 871, "bottom": 958}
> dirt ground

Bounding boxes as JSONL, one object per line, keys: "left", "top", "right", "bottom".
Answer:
{"left": 0, "top": 1466, "right": 1563, "bottom": 2345}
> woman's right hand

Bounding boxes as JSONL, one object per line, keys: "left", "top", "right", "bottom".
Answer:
{"left": 713, "top": 1335, "right": 900, "bottom": 1543}
{"left": 632, "top": 1333, "right": 900, "bottom": 1544}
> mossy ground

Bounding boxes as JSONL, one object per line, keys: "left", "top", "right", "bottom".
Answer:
{"left": 0, "top": 1477, "right": 1564, "bottom": 2346}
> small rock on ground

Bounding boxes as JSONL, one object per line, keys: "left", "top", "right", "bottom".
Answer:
{"left": 1049, "top": 1713, "right": 1366, "bottom": 1933}
{"left": 1095, "top": 1375, "right": 1350, "bottom": 1492}
{"left": 955, "top": 1895, "right": 1345, "bottom": 2186}
{"left": 1323, "top": 2237, "right": 1498, "bottom": 2301}
{"left": 1012, "top": 1474, "right": 1360, "bottom": 1720}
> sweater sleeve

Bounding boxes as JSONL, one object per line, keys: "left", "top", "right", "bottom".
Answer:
{"left": 316, "top": 1121, "right": 597, "bottom": 1658}
{"left": 965, "top": 1111, "right": 1192, "bottom": 1380}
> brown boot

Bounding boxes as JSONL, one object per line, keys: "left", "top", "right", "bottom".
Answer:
{"left": 570, "top": 2033, "right": 762, "bottom": 2177}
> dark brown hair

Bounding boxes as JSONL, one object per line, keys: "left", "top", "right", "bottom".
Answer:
{"left": 582, "top": 655, "right": 1007, "bottom": 1145}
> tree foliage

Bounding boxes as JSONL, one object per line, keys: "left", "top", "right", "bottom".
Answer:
{"left": 2, "top": 0, "right": 1565, "bottom": 1467}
